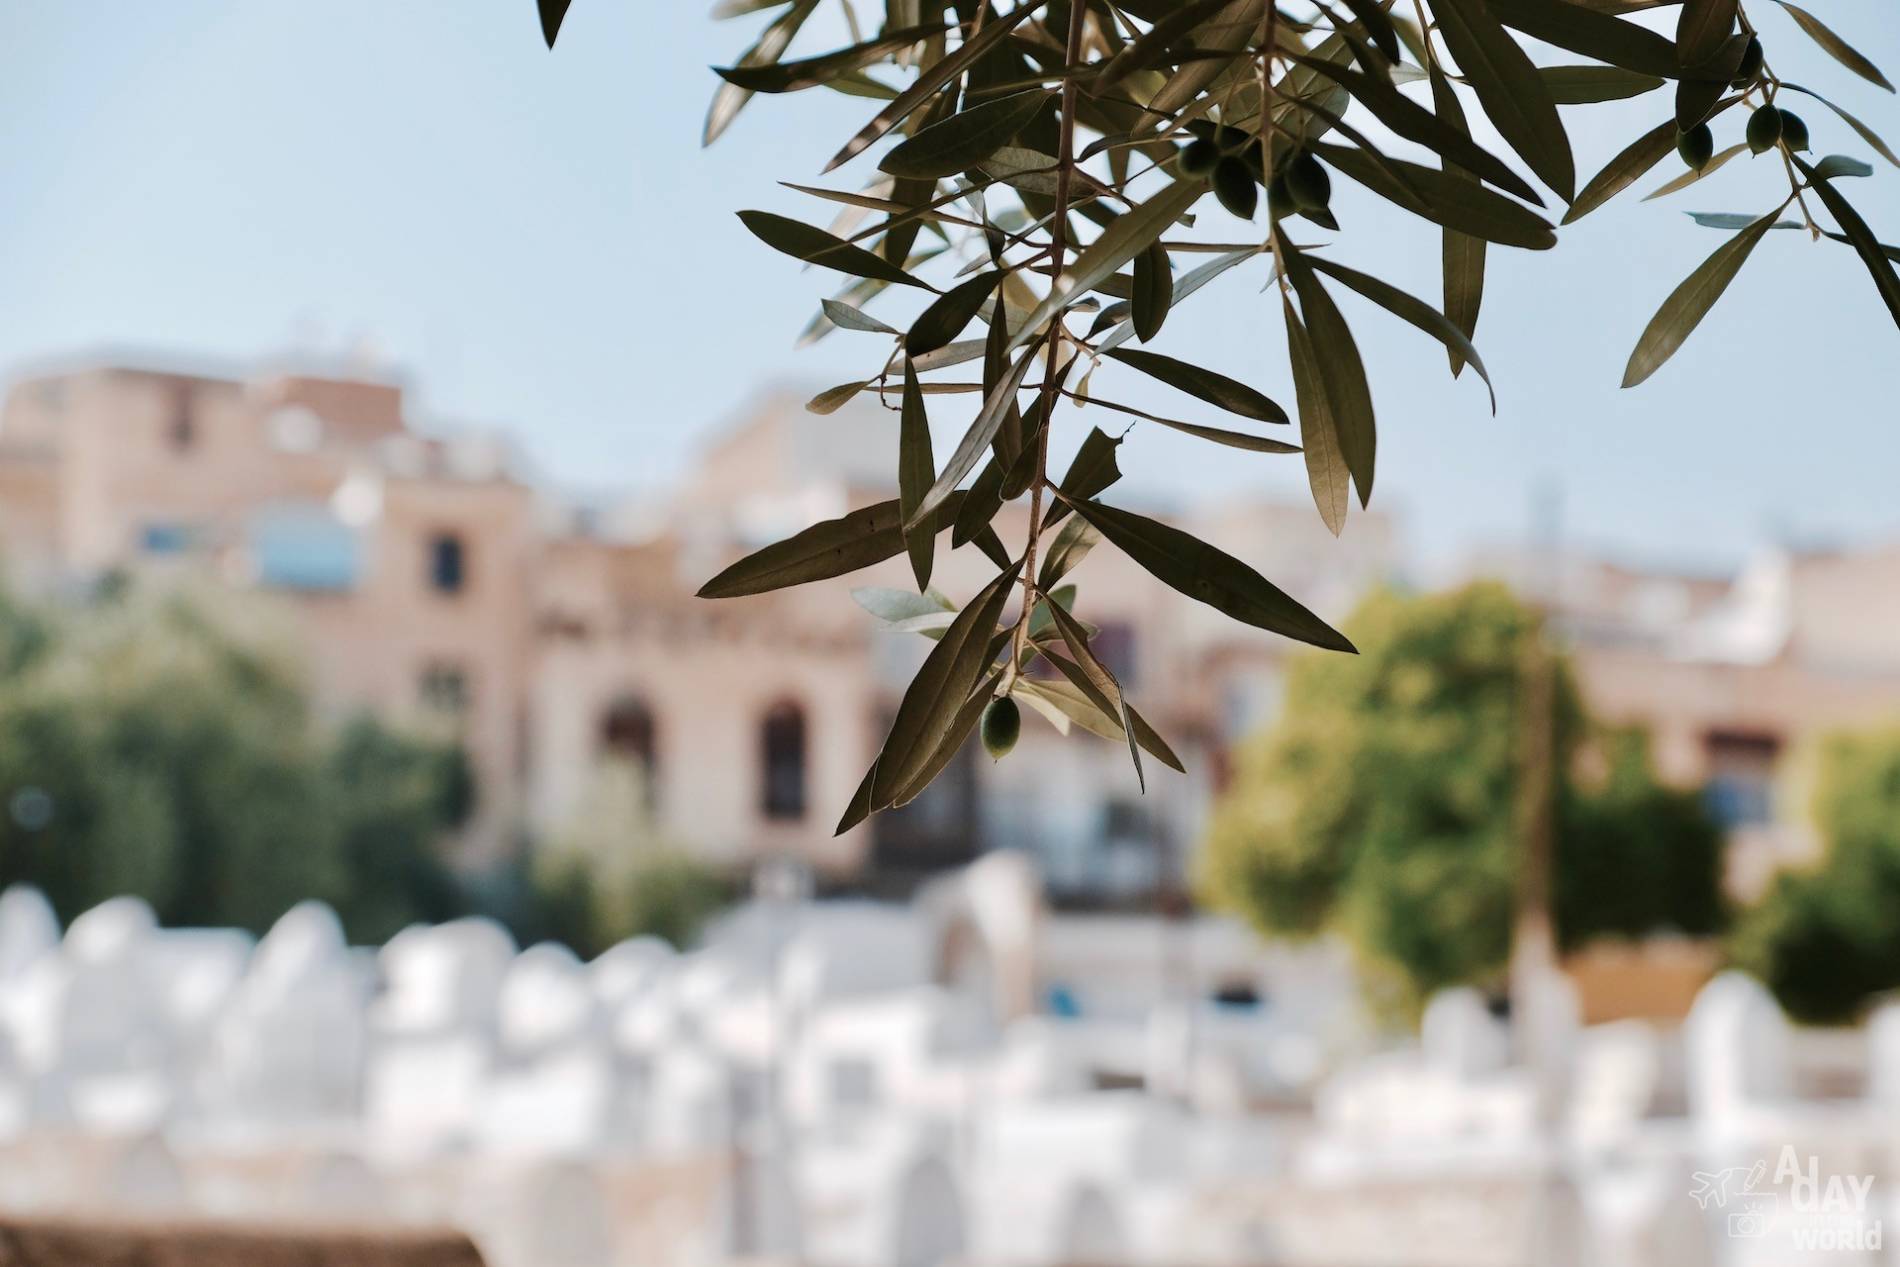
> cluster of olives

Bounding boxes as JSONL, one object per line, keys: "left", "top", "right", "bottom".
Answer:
{"left": 1179, "top": 122, "right": 1333, "bottom": 225}
{"left": 1675, "top": 32, "right": 1808, "bottom": 173}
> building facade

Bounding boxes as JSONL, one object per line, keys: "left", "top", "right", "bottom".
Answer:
{"left": 4, "top": 355, "right": 1898, "bottom": 900}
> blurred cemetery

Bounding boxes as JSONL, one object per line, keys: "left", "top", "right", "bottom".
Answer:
{"left": 2, "top": 355, "right": 1900, "bottom": 1264}
{"left": 0, "top": 862, "right": 1899, "bottom": 1267}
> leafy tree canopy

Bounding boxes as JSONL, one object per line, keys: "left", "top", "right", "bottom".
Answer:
{"left": 538, "top": 0, "right": 1898, "bottom": 828}
{"left": 1196, "top": 582, "right": 1723, "bottom": 1013}
{"left": 1730, "top": 728, "right": 1900, "bottom": 1024}
{"left": 0, "top": 579, "right": 472, "bottom": 942}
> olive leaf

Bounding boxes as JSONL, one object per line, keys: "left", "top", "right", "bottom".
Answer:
{"left": 705, "top": 0, "right": 819, "bottom": 145}
{"left": 881, "top": 89, "right": 1053, "bottom": 180}
{"left": 1431, "top": 67, "right": 1486, "bottom": 380}
{"left": 1539, "top": 65, "right": 1666, "bottom": 105}
{"left": 1780, "top": 84, "right": 1900, "bottom": 169}
{"left": 898, "top": 359, "right": 937, "bottom": 592}
{"left": 1317, "top": 144, "right": 1559, "bottom": 249}
{"left": 1675, "top": 0, "right": 1739, "bottom": 71}
{"left": 1007, "top": 178, "right": 1208, "bottom": 354}
{"left": 1046, "top": 598, "right": 1144, "bottom": 792}
{"left": 1059, "top": 494, "right": 1355, "bottom": 652}
{"left": 842, "top": 561, "right": 1023, "bottom": 828}
{"left": 1280, "top": 238, "right": 1377, "bottom": 506}
{"left": 538, "top": 0, "right": 571, "bottom": 48}
{"left": 908, "top": 340, "right": 1038, "bottom": 528}
{"left": 1043, "top": 426, "right": 1124, "bottom": 530}
{"left": 1796, "top": 157, "right": 1900, "bottom": 328}
{"left": 739, "top": 211, "right": 935, "bottom": 289}
{"left": 1564, "top": 116, "right": 1680, "bottom": 223}
{"left": 716, "top": 22, "right": 949, "bottom": 93}
{"left": 1302, "top": 254, "right": 1497, "bottom": 412}
{"left": 1487, "top": 0, "right": 1679, "bottom": 79}
{"left": 1104, "top": 348, "right": 1288, "bottom": 423}
{"left": 1285, "top": 296, "right": 1350, "bottom": 536}
{"left": 907, "top": 270, "right": 1003, "bottom": 356}
{"left": 700, "top": 493, "right": 974, "bottom": 598}
{"left": 1037, "top": 516, "right": 1100, "bottom": 590}
{"left": 1622, "top": 206, "right": 1783, "bottom": 387}
{"left": 1431, "top": 0, "right": 1576, "bottom": 201}
{"left": 825, "top": 2, "right": 1046, "bottom": 171}
{"left": 1774, "top": 2, "right": 1893, "bottom": 94}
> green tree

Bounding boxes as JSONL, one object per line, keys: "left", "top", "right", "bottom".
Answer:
{"left": 541, "top": 0, "right": 1899, "bottom": 829}
{"left": 1197, "top": 582, "right": 1723, "bottom": 1013}
{"left": 0, "top": 581, "right": 472, "bottom": 937}
{"left": 528, "top": 759, "right": 732, "bottom": 956}
{"left": 1730, "top": 728, "right": 1900, "bottom": 1024}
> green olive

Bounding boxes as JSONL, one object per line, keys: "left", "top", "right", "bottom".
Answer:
{"left": 1777, "top": 108, "right": 1810, "bottom": 152}
{"left": 1180, "top": 138, "right": 1221, "bottom": 177}
{"left": 981, "top": 696, "right": 1020, "bottom": 760}
{"left": 1745, "top": 103, "right": 1783, "bottom": 155}
{"left": 1676, "top": 123, "right": 1715, "bottom": 171}
{"left": 1731, "top": 36, "right": 1764, "bottom": 87}
{"left": 1267, "top": 172, "right": 1296, "bottom": 223}
{"left": 1284, "top": 152, "right": 1332, "bottom": 214}
{"left": 1212, "top": 156, "right": 1259, "bottom": 219}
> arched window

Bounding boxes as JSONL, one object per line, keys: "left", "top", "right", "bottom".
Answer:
{"left": 601, "top": 695, "right": 659, "bottom": 805}
{"left": 760, "top": 702, "right": 808, "bottom": 821}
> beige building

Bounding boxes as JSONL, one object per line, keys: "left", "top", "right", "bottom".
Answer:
{"left": 5, "top": 354, "right": 1898, "bottom": 902}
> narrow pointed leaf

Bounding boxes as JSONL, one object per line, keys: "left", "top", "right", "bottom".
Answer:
{"left": 907, "top": 270, "right": 1003, "bottom": 355}
{"left": 699, "top": 494, "right": 970, "bottom": 597}
{"left": 1781, "top": 84, "right": 1900, "bottom": 168}
{"left": 1281, "top": 241, "right": 1376, "bottom": 506}
{"left": 1684, "top": 211, "right": 1802, "bottom": 230}
{"left": 880, "top": 89, "right": 1052, "bottom": 180}
{"left": 1563, "top": 115, "right": 1678, "bottom": 223}
{"left": 1486, "top": 0, "right": 1679, "bottom": 78}
{"left": 1017, "top": 669, "right": 1185, "bottom": 773}
{"left": 1808, "top": 155, "right": 1874, "bottom": 181}
{"left": 1675, "top": 0, "right": 1738, "bottom": 70}
{"left": 1008, "top": 179, "right": 1207, "bottom": 353}
{"left": 716, "top": 22, "right": 948, "bottom": 93}
{"left": 1622, "top": 207, "right": 1780, "bottom": 387}
{"left": 1539, "top": 65, "right": 1665, "bottom": 104}
{"left": 1317, "top": 144, "right": 1558, "bottom": 248}
{"left": 1061, "top": 495, "right": 1355, "bottom": 652}
{"left": 1043, "top": 427, "right": 1123, "bottom": 530}
{"left": 739, "top": 211, "right": 935, "bottom": 289}
{"left": 1104, "top": 348, "right": 1288, "bottom": 423}
{"left": 1295, "top": 54, "right": 1544, "bottom": 204}
{"left": 1286, "top": 301, "right": 1348, "bottom": 537}
{"left": 1302, "top": 255, "right": 1496, "bottom": 412}
{"left": 1433, "top": 69, "right": 1486, "bottom": 378}
{"left": 898, "top": 360, "right": 936, "bottom": 591}
{"left": 864, "top": 563, "right": 1022, "bottom": 809}
{"left": 1047, "top": 599, "right": 1144, "bottom": 793}
{"left": 909, "top": 342, "right": 1037, "bottom": 528}
{"left": 1774, "top": 3, "right": 1892, "bottom": 93}
{"left": 825, "top": 2, "right": 1046, "bottom": 171}
{"left": 1098, "top": 401, "right": 1303, "bottom": 453}
{"left": 1642, "top": 142, "right": 1748, "bottom": 199}
{"left": 823, "top": 299, "right": 899, "bottom": 333}
{"left": 1796, "top": 157, "right": 1900, "bottom": 328}
{"left": 838, "top": 668, "right": 1002, "bottom": 833}
{"left": 1037, "top": 516, "right": 1100, "bottom": 590}
{"left": 538, "top": 0, "right": 571, "bottom": 48}
{"left": 705, "top": 0, "right": 819, "bottom": 145}
{"left": 1431, "top": 0, "right": 1576, "bottom": 200}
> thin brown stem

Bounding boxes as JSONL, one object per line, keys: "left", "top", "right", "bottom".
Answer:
{"left": 1003, "top": 0, "right": 1090, "bottom": 694}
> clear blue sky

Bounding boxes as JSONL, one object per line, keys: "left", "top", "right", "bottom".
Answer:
{"left": 2, "top": 0, "right": 1896, "bottom": 570}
